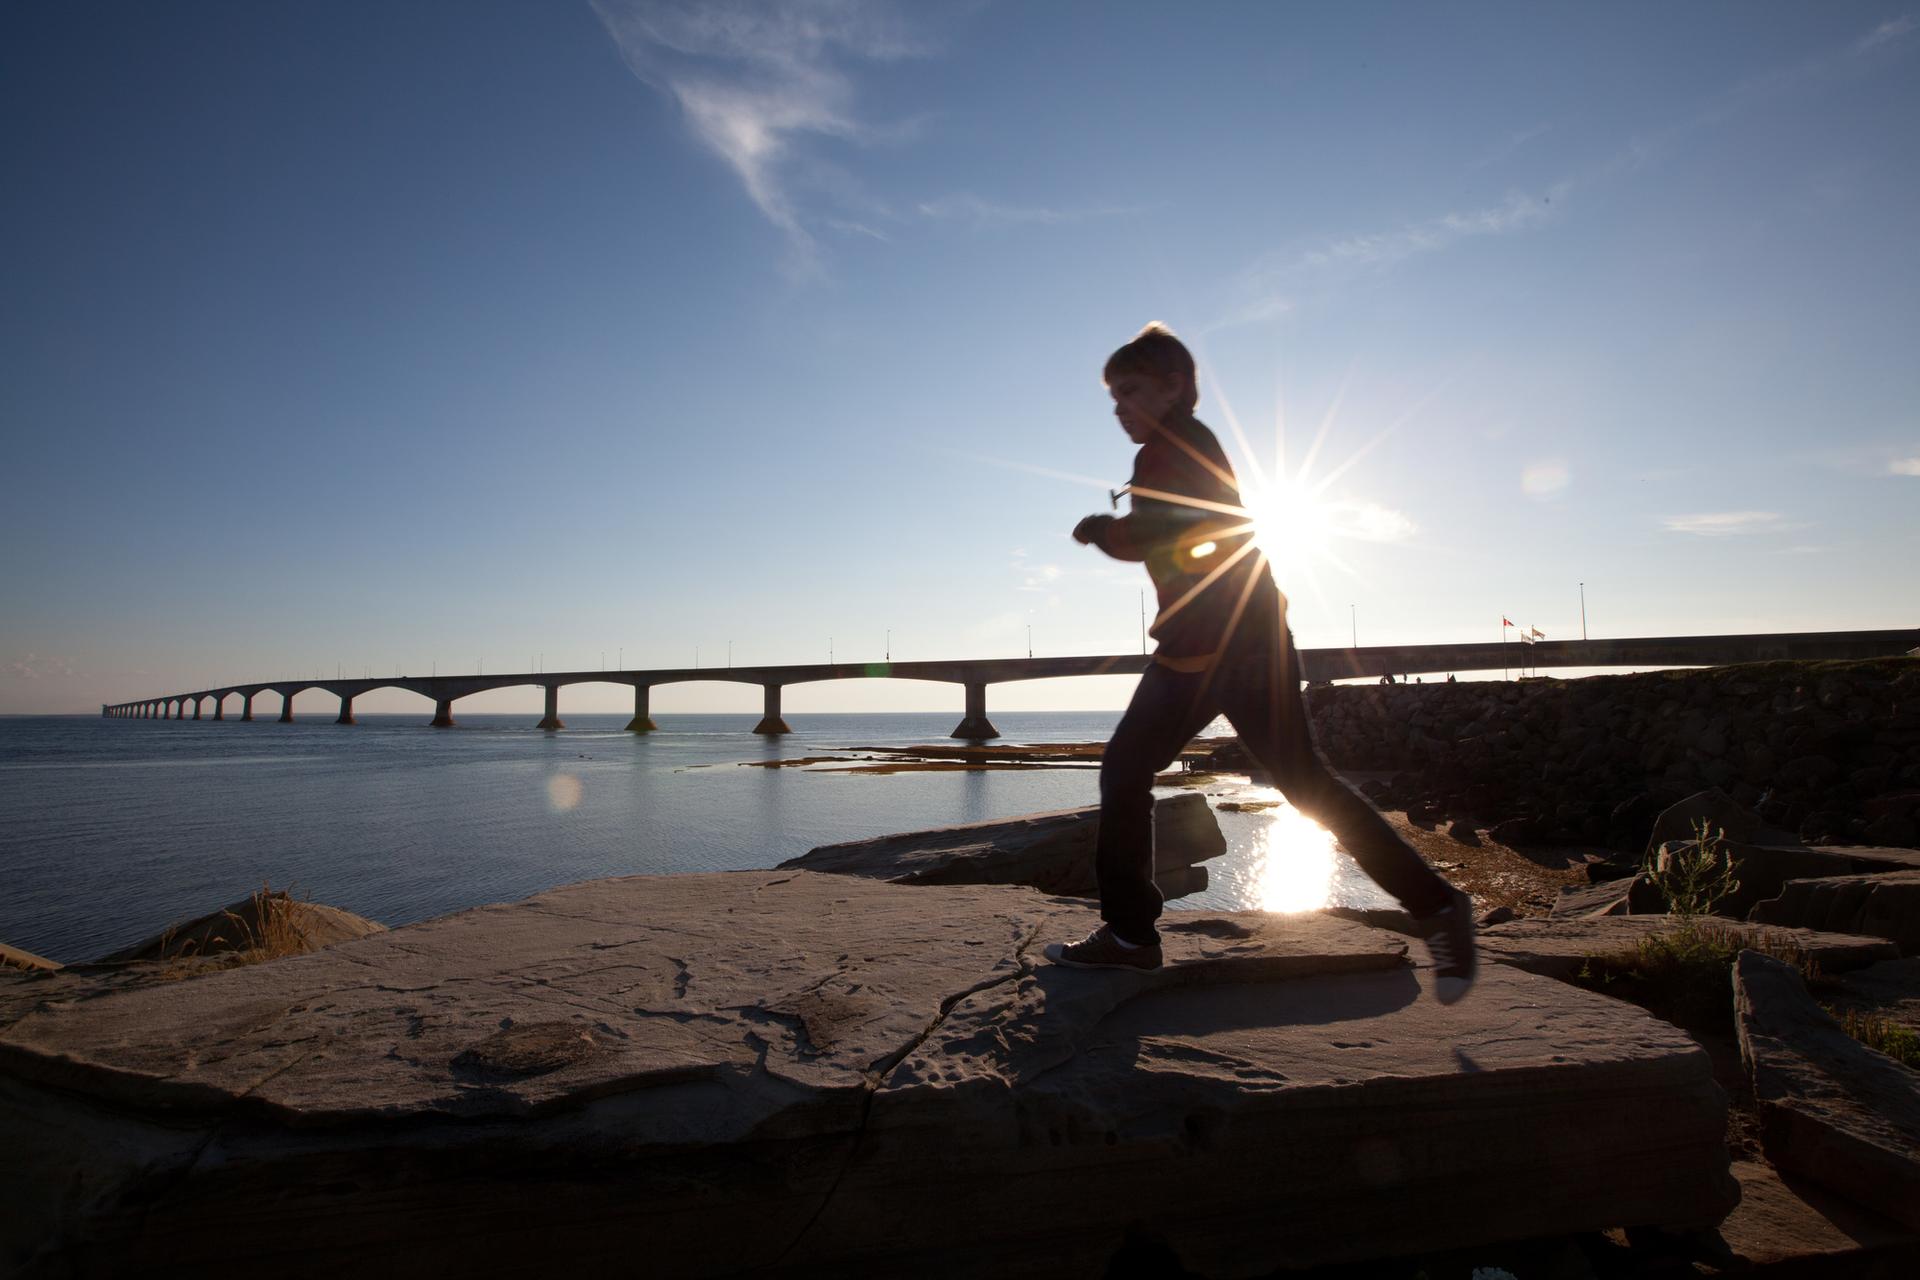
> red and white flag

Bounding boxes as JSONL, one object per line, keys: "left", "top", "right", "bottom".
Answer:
{"left": 1502, "top": 616, "right": 1515, "bottom": 629}
{"left": 1530, "top": 626, "right": 1545, "bottom": 639}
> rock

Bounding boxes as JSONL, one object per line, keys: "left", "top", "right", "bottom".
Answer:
{"left": 1548, "top": 881, "right": 1633, "bottom": 919}
{"left": 93, "top": 889, "right": 386, "bottom": 964}
{"left": 1648, "top": 835, "right": 1861, "bottom": 921}
{"left": 1866, "top": 813, "right": 1919, "bottom": 847}
{"left": 1713, "top": 1159, "right": 1920, "bottom": 1270}
{"left": 1734, "top": 951, "right": 1920, "bottom": 1231}
{"left": 1487, "top": 815, "right": 1540, "bottom": 847}
{"left": 1817, "top": 845, "right": 1920, "bottom": 874}
{"left": 1477, "top": 905, "right": 1517, "bottom": 927}
{"left": 1446, "top": 818, "right": 1480, "bottom": 845}
{"left": 1643, "top": 788, "right": 1798, "bottom": 861}
{"left": 1320, "top": 905, "right": 1416, "bottom": 936}
{"left": 782, "top": 793, "right": 1223, "bottom": 900}
{"left": 0, "top": 872, "right": 1740, "bottom": 1276}
{"left": 0, "top": 943, "right": 60, "bottom": 974}
{"left": 1824, "top": 957, "right": 1920, "bottom": 1044}
{"left": 1750, "top": 871, "right": 1920, "bottom": 955}
{"left": 1478, "top": 915, "right": 1898, "bottom": 982}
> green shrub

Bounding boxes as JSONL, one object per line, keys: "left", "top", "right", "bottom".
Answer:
{"left": 1643, "top": 819, "right": 1741, "bottom": 918}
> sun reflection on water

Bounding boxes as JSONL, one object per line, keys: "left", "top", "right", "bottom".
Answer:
{"left": 546, "top": 773, "right": 584, "bottom": 812}
{"left": 1250, "top": 796, "right": 1339, "bottom": 913}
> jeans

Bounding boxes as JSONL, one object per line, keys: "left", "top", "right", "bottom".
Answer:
{"left": 1096, "top": 632, "right": 1453, "bottom": 945}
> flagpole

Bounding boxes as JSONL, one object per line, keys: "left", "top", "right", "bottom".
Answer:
{"left": 1502, "top": 618, "right": 1509, "bottom": 682}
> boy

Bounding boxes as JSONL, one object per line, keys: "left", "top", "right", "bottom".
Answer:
{"left": 1043, "top": 323, "right": 1478, "bottom": 1003}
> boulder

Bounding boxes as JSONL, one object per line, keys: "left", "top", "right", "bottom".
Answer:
{"left": 1734, "top": 951, "right": 1920, "bottom": 1231}
{"left": 0, "top": 871, "right": 1739, "bottom": 1277}
{"left": 1643, "top": 788, "right": 1800, "bottom": 860}
{"left": 93, "top": 889, "right": 386, "bottom": 964}
{"left": 1647, "top": 837, "right": 1861, "bottom": 921}
{"left": 1478, "top": 915, "right": 1897, "bottom": 982}
{"left": 1824, "top": 957, "right": 1920, "bottom": 1044}
{"left": 1749, "top": 871, "right": 1920, "bottom": 955}
{"left": 781, "top": 792, "right": 1224, "bottom": 900}
{"left": 1815, "top": 845, "right": 1920, "bottom": 874}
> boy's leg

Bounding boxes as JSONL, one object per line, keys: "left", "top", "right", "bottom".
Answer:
{"left": 1092, "top": 661, "right": 1221, "bottom": 945}
{"left": 1214, "top": 631, "right": 1453, "bottom": 919}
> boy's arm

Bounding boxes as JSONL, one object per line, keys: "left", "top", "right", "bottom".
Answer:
{"left": 1072, "top": 512, "right": 1148, "bottom": 561}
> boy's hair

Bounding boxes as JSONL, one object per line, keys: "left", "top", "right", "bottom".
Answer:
{"left": 1104, "top": 322, "right": 1198, "bottom": 411}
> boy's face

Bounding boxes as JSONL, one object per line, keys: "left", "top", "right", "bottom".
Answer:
{"left": 1107, "top": 370, "right": 1186, "bottom": 444}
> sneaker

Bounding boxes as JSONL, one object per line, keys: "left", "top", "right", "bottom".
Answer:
{"left": 1416, "top": 888, "right": 1478, "bottom": 1004}
{"left": 1043, "top": 925, "right": 1163, "bottom": 971}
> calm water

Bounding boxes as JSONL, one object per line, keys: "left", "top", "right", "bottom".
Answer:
{"left": 0, "top": 712, "right": 1391, "bottom": 964}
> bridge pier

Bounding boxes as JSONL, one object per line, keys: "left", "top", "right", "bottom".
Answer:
{"left": 279, "top": 693, "right": 295, "bottom": 723}
{"left": 241, "top": 693, "right": 254, "bottom": 722}
{"left": 950, "top": 681, "right": 1000, "bottom": 740}
{"left": 538, "top": 686, "right": 564, "bottom": 731}
{"left": 335, "top": 694, "right": 356, "bottom": 726}
{"left": 431, "top": 698, "right": 455, "bottom": 728}
{"left": 213, "top": 696, "right": 224, "bottom": 721}
{"left": 625, "top": 685, "right": 657, "bottom": 733}
{"left": 169, "top": 700, "right": 180, "bottom": 720}
{"left": 192, "top": 697, "right": 203, "bottom": 721}
{"left": 752, "top": 684, "right": 791, "bottom": 735}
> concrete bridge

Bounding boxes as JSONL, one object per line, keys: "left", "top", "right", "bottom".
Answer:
{"left": 103, "top": 628, "right": 1916, "bottom": 740}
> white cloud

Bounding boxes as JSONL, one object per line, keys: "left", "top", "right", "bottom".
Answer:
{"left": 1296, "top": 185, "right": 1568, "bottom": 272}
{"left": 591, "top": 0, "right": 926, "bottom": 272}
{"left": 1326, "top": 501, "right": 1416, "bottom": 543}
{"left": 1858, "top": 15, "right": 1915, "bottom": 53}
{"left": 916, "top": 194, "right": 1138, "bottom": 229}
{"left": 1889, "top": 456, "right": 1920, "bottom": 476}
{"left": 1521, "top": 460, "right": 1570, "bottom": 498}
{"left": 1661, "top": 511, "right": 1790, "bottom": 537}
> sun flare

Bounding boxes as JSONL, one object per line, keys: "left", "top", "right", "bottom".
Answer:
{"left": 1242, "top": 472, "right": 1334, "bottom": 587}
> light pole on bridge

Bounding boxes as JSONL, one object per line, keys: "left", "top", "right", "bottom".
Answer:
{"left": 1580, "top": 582, "right": 1588, "bottom": 640}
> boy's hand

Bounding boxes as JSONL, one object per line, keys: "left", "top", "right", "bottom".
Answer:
{"left": 1072, "top": 514, "right": 1114, "bottom": 545}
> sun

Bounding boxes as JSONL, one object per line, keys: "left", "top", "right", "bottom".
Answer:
{"left": 1241, "top": 471, "right": 1334, "bottom": 588}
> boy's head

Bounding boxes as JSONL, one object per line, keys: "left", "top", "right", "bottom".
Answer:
{"left": 1103, "top": 322, "right": 1197, "bottom": 443}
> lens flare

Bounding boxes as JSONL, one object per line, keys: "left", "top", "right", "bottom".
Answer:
{"left": 546, "top": 773, "right": 583, "bottom": 812}
{"left": 1253, "top": 801, "right": 1339, "bottom": 913}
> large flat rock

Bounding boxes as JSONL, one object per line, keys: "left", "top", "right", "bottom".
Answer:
{"left": 1480, "top": 915, "right": 1899, "bottom": 981}
{"left": 2, "top": 871, "right": 1737, "bottom": 1277}
{"left": 1734, "top": 950, "right": 1920, "bottom": 1232}
{"left": 1751, "top": 870, "right": 1920, "bottom": 954}
{"left": 780, "top": 792, "right": 1224, "bottom": 900}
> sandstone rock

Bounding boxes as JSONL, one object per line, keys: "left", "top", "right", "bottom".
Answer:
{"left": 781, "top": 792, "right": 1223, "bottom": 900}
{"left": 1548, "top": 881, "right": 1632, "bottom": 919}
{"left": 0, "top": 871, "right": 1739, "bottom": 1277}
{"left": 0, "top": 943, "right": 60, "bottom": 973}
{"left": 1647, "top": 834, "right": 1861, "bottom": 920}
{"left": 1479, "top": 915, "right": 1897, "bottom": 982}
{"left": 1816, "top": 844, "right": 1920, "bottom": 874}
{"left": 1750, "top": 870, "right": 1920, "bottom": 954}
{"left": 1734, "top": 951, "right": 1920, "bottom": 1231}
{"left": 1714, "top": 1159, "right": 1920, "bottom": 1269}
{"left": 93, "top": 889, "right": 386, "bottom": 964}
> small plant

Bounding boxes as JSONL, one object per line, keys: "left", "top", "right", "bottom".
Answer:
{"left": 1642, "top": 818, "right": 1741, "bottom": 919}
{"left": 1826, "top": 1007, "right": 1920, "bottom": 1070}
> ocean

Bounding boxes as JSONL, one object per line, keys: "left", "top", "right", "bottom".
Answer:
{"left": 0, "top": 712, "right": 1392, "bottom": 964}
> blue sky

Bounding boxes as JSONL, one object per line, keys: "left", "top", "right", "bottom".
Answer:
{"left": 3, "top": 1, "right": 1916, "bottom": 716}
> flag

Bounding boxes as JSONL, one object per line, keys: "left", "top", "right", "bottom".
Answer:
{"left": 1530, "top": 626, "right": 1545, "bottom": 639}
{"left": 1502, "top": 616, "right": 1515, "bottom": 628}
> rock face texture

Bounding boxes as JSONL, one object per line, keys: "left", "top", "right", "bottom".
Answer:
{"left": 781, "top": 791, "right": 1224, "bottom": 899}
{"left": 1750, "top": 871, "right": 1920, "bottom": 954}
{"left": 1299, "top": 658, "right": 1920, "bottom": 848}
{"left": 1478, "top": 916, "right": 1898, "bottom": 981}
{"left": 1734, "top": 951, "right": 1920, "bottom": 1231}
{"left": 1, "top": 872, "right": 1737, "bottom": 1278}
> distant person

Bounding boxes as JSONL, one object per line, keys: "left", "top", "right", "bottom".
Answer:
{"left": 1046, "top": 323, "right": 1477, "bottom": 1002}
{"left": 1447, "top": 673, "right": 1457, "bottom": 684}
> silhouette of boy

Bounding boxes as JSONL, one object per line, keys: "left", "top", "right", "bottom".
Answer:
{"left": 1043, "top": 323, "right": 1477, "bottom": 1002}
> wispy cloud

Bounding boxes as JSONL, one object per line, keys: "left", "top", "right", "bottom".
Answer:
{"left": 1857, "top": 15, "right": 1915, "bottom": 53}
{"left": 917, "top": 194, "right": 1139, "bottom": 229}
{"left": 1011, "top": 548, "right": 1065, "bottom": 593}
{"left": 1521, "top": 460, "right": 1570, "bottom": 499}
{"left": 1295, "top": 185, "right": 1568, "bottom": 273}
{"left": 592, "top": 0, "right": 927, "bottom": 273}
{"left": 1889, "top": 455, "right": 1920, "bottom": 476}
{"left": 1662, "top": 511, "right": 1796, "bottom": 537}
{"left": 1210, "top": 185, "right": 1566, "bottom": 331}
{"left": 4, "top": 653, "right": 76, "bottom": 679}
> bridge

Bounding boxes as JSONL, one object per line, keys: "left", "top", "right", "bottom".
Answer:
{"left": 104, "top": 628, "right": 1915, "bottom": 740}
